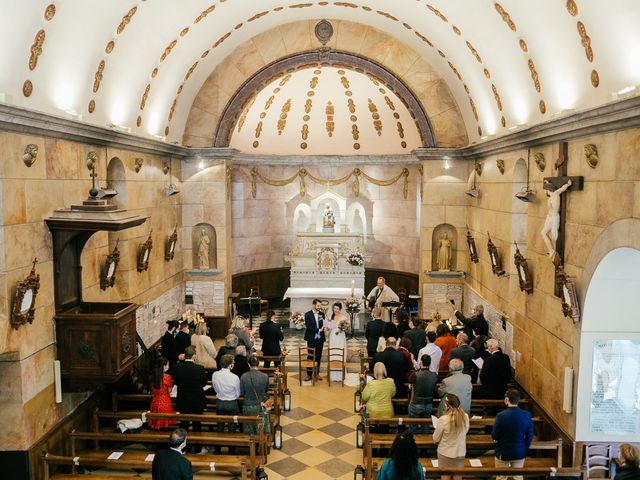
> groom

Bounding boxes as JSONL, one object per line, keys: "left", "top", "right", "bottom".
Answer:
{"left": 304, "top": 299, "right": 326, "bottom": 382}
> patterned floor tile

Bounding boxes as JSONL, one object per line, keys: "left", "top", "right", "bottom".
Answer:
{"left": 315, "top": 457, "right": 356, "bottom": 478}
{"left": 285, "top": 406, "right": 315, "bottom": 421}
{"left": 286, "top": 469, "right": 333, "bottom": 480}
{"left": 266, "top": 457, "right": 308, "bottom": 477}
{"left": 316, "top": 438, "right": 354, "bottom": 456}
{"left": 284, "top": 421, "right": 314, "bottom": 437}
{"left": 317, "top": 422, "right": 354, "bottom": 438}
{"left": 291, "top": 446, "right": 335, "bottom": 466}
{"left": 294, "top": 430, "right": 335, "bottom": 447}
{"left": 320, "top": 407, "right": 354, "bottom": 422}
{"left": 280, "top": 437, "right": 312, "bottom": 455}
{"left": 298, "top": 414, "right": 335, "bottom": 429}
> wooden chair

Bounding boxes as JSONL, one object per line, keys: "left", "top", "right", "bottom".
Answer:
{"left": 585, "top": 444, "right": 612, "bottom": 479}
{"left": 326, "top": 347, "right": 346, "bottom": 387}
{"left": 298, "top": 346, "right": 317, "bottom": 386}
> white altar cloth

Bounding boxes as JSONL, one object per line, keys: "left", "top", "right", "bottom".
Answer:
{"left": 283, "top": 287, "right": 364, "bottom": 300}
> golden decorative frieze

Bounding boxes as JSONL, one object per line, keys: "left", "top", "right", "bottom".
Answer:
{"left": 28, "top": 29, "right": 46, "bottom": 71}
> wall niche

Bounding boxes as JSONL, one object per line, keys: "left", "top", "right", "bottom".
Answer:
{"left": 192, "top": 223, "right": 217, "bottom": 270}
{"left": 431, "top": 223, "right": 457, "bottom": 272}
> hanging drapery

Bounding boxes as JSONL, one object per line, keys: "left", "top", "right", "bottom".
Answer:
{"left": 249, "top": 166, "right": 413, "bottom": 199}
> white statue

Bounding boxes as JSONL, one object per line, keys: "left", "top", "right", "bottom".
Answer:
{"left": 540, "top": 179, "right": 572, "bottom": 259}
{"left": 437, "top": 233, "right": 452, "bottom": 271}
{"left": 198, "top": 229, "right": 210, "bottom": 269}
{"left": 322, "top": 204, "right": 335, "bottom": 232}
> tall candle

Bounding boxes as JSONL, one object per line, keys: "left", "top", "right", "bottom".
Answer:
{"left": 351, "top": 279, "right": 355, "bottom": 297}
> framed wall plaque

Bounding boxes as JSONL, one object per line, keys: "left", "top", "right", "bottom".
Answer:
{"left": 137, "top": 232, "right": 153, "bottom": 272}
{"left": 11, "top": 258, "right": 40, "bottom": 329}
{"left": 558, "top": 267, "right": 580, "bottom": 322}
{"left": 165, "top": 228, "right": 178, "bottom": 261}
{"left": 487, "top": 233, "right": 505, "bottom": 276}
{"left": 100, "top": 240, "right": 120, "bottom": 290}
{"left": 466, "top": 229, "right": 479, "bottom": 263}
{"left": 513, "top": 241, "right": 533, "bottom": 294}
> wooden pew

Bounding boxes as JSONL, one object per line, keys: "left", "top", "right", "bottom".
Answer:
{"left": 42, "top": 451, "right": 248, "bottom": 480}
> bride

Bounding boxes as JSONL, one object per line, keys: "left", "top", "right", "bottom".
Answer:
{"left": 327, "top": 302, "right": 348, "bottom": 382}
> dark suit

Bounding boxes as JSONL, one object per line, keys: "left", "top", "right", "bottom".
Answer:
{"left": 161, "top": 331, "right": 178, "bottom": 367}
{"left": 172, "top": 360, "right": 207, "bottom": 432}
{"left": 365, "top": 318, "right": 385, "bottom": 357}
{"left": 480, "top": 351, "right": 511, "bottom": 399}
{"left": 152, "top": 448, "right": 192, "bottom": 480}
{"left": 454, "top": 310, "right": 489, "bottom": 338}
{"left": 404, "top": 327, "right": 427, "bottom": 359}
{"left": 450, "top": 344, "right": 476, "bottom": 375}
{"left": 175, "top": 331, "right": 191, "bottom": 356}
{"left": 231, "top": 355, "right": 250, "bottom": 378}
{"left": 259, "top": 319, "right": 283, "bottom": 368}
{"left": 370, "top": 347, "right": 410, "bottom": 398}
{"left": 304, "top": 309, "right": 325, "bottom": 377}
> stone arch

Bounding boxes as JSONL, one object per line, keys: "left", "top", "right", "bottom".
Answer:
{"left": 182, "top": 20, "right": 467, "bottom": 148}
{"left": 213, "top": 50, "right": 435, "bottom": 149}
{"left": 106, "top": 156, "right": 127, "bottom": 209}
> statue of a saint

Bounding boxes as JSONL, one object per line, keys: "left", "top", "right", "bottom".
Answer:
{"left": 322, "top": 204, "right": 335, "bottom": 232}
{"left": 437, "top": 233, "right": 452, "bottom": 271}
{"left": 540, "top": 179, "right": 572, "bottom": 259}
{"left": 198, "top": 229, "right": 210, "bottom": 269}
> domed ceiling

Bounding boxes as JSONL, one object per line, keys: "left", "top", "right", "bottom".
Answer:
{"left": 229, "top": 66, "right": 422, "bottom": 155}
{"left": 0, "top": 1, "right": 639, "bottom": 147}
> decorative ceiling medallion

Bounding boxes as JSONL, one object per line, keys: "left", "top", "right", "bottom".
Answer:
{"left": 519, "top": 39, "right": 528, "bottom": 52}
{"left": 136, "top": 115, "right": 142, "bottom": 127}
{"left": 534, "top": 152, "right": 546, "bottom": 171}
{"left": 483, "top": 69, "right": 491, "bottom": 79}
{"left": 528, "top": 60, "right": 541, "bottom": 92}
{"left": 403, "top": 23, "right": 412, "bottom": 30}
{"left": 28, "top": 29, "right": 46, "bottom": 71}
{"left": 466, "top": 42, "right": 482, "bottom": 63}
{"left": 500, "top": 115, "right": 506, "bottom": 127}
{"left": 44, "top": 4, "right": 56, "bottom": 21}
{"left": 180, "top": 27, "right": 189, "bottom": 37}
{"left": 584, "top": 144, "right": 598, "bottom": 168}
{"left": 401, "top": 141, "right": 407, "bottom": 149}
{"left": 23, "top": 80, "right": 33, "bottom": 97}
{"left": 591, "top": 69, "right": 600, "bottom": 88}
{"left": 478, "top": 126, "right": 483, "bottom": 136}
{"left": 201, "top": 50, "right": 210, "bottom": 59}
{"left": 495, "top": 3, "right": 517, "bottom": 31}
{"left": 194, "top": 5, "right": 216, "bottom": 24}
{"left": 160, "top": 40, "right": 178, "bottom": 62}
{"left": 253, "top": 141, "right": 259, "bottom": 148}
{"left": 353, "top": 143, "right": 360, "bottom": 150}
{"left": 566, "top": 0, "right": 579, "bottom": 16}
{"left": 105, "top": 40, "right": 115, "bottom": 54}
{"left": 301, "top": 142, "right": 308, "bottom": 149}
{"left": 539, "top": 99, "right": 546, "bottom": 114}
{"left": 496, "top": 159, "right": 505, "bottom": 175}
{"left": 140, "top": 84, "right": 150, "bottom": 110}
{"left": 151, "top": 68, "right": 158, "bottom": 78}
{"left": 22, "top": 144, "right": 38, "bottom": 167}
{"left": 164, "top": 126, "right": 169, "bottom": 136}
{"left": 93, "top": 60, "right": 105, "bottom": 93}
{"left": 452, "top": 25, "right": 461, "bottom": 35}
{"left": 492, "top": 84, "right": 503, "bottom": 111}
{"left": 577, "top": 21, "right": 594, "bottom": 62}
{"left": 325, "top": 101, "right": 335, "bottom": 137}
{"left": 438, "top": 50, "right": 446, "bottom": 58}
{"left": 234, "top": 23, "right": 243, "bottom": 30}
{"left": 426, "top": 4, "right": 448, "bottom": 22}
{"left": 88, "top": 99, "right": 95, "bottom": 113}
{"left": 117, "top": 7, "right": 137, "bottom": 35}
{"left": 315, "top": 19, "right": 334, "bottom": 46}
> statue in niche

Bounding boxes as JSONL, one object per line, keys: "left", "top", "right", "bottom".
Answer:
{"left": 353, "top": 208, "right": 364, "bottom": 233}
{"left": 322, "top": 204, "right": 335, "bottom": 232}
{"left": 437, "top": 233, "right": 452, "bottom": 272}
{"left": 540, "top": 178, "right": 572, "bottom": 258}
{"left": 198, "top": 229, "right": 210, "bottom": 269}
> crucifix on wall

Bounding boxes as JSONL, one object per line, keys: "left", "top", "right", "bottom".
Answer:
{"left": 540, "top": 141, "right": 584, "bottom": 296}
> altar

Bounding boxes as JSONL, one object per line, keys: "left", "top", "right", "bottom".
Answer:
{"left": 284, "top": 232, "right": 366, "bottom": 326}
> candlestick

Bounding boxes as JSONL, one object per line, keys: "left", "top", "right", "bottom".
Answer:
{"left": 351, "top": 279, "right": 355, "bottom": 297}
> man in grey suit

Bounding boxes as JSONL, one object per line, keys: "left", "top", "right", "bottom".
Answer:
{"left": 437, "top": 358, "right": 472, "bottom": 415}
{"left": 449, "top": 333, "right": 476, "bottom": 376}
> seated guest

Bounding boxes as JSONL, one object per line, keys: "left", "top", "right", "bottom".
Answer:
{"left": 362, "top": 362, "right": 396, "bottom": 418}
{"left": 480, "top": 338, "right": 511, "bottom": 399}
{"left": 190, "top": 322, "right": 217, "bottom": 370}
{"left": 211, "top": 354, "right": 240, "bottom": 433}
{"left": 614, "top": 444, "right": 640, "bottom": 480}
{"left": 259, "top": 310, "right": 283, "bottom": 368}
{"left": 450, "top": 302, "right": 489, "bottom": 339}
{"left": 377, "top": 430, "right": 425, "bottom": 480}
{"left": 395, "top": 309, "right": 411, "bottom": 339}
{"left": 449, "top": 333, "right": 475, "bottom": 376}
{"left": 365, "top": 308, "right": 385, "bottom": 357}
{"left": 151, "top": 428, "right": 192, "bottom": 480}
{"left": 232, "top": 345, "right": 250, "bottom": 378}
{"left": 370, "top": 337, "right": 410, "bottom": 398}
{"left": 435, "top": 324, "right": 457, "bottom": 372}
{"left": 417, "top": 331, "right": 442, "bottom": 374}
{"left": 148, "top": 356, "right": 176, "bottom": 430}
{"left": 408, "top": 355, "right": 438, "bottom": 434}
{"left": 215, "top": 334, "right": 238, "bottom": 367}
{"left": 230, "top": 315, "right": 253, "bottom": 350}
{"left": 492, "top": 388, "right": 533, "bottom": 480}
{"left": 240, "top": 356, "right": 270, "bottom": 435}
{"left": 174, "top": 321, "right": 191, "bottom": 358}
{"left": 404, "top": 317, "right": 427, "bottom": 359}
{"left": 398, "top": 337, "right": 415, "bottom": 380}
{"left": 437, "top": 358, "right": 472, "bottom": 415}
{"left": 161, "top": 320, "right": 179, "bottom": 368}
{"left": 433, "top": 393, "right": 470, "bottom": 474}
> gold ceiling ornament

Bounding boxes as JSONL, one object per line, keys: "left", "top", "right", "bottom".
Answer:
{"left": 566, "top": 0, "right": 579, "bottom": 16}
{"left": 44, "top": 4, "right": 56, "bottom": 21}
{"left": 519, "top": 39, "right": 528, "bottom": 52}
{"left": 277, "top": 99, "right": 291, "bottom": 135}
{"left": 368, "top": 99, "right": 382, "bottom": 135}
{"left": 496, "top": 159, "right": 505, "bottom": 175}
{"left": 105, "top": 40, "right": 115, "bottom": 54}
{"left": 237, "top": 96, "right": 256, "bottom": 133}
{"left": 465, "top": 41, "right": 483, "bottom": 63}
{"left": 160, "top": 39, "right": 178, "bottom": 63}
{"left": 140, "top": 83, "right": 151, "bottom": 110}
{"left": 528, "top": 59, "right": 541, "bottom": 92}
{"left": 591, "top": 69, "right": 600, "bottom": 88}
{"left": 377, "top": 10, "right": 398, "bottom": 21}
{"left": 584, "top": 144, "right": 598, "bottom": 168}
{"left": 539, "top": 99, "right": 547, "bottom": 114}
{"left": 93, "top": 60, "right": 105, "bottom": 93}
{"left": 426, "top": 4, "right": 448, "bottom": 22}
{"left": 534, "top": 152, "right": 546, "bottom": 172}
{"left": 23, "top": 80, "right": 33, "bottom": 97}
{"left": 494, "top": 3, "right": 517, "bottom": 31}
{"left": 28, "top": 29, "right": 46, "bottom": 71}
{"left": 577, "top": 21, "right": 594, "bottom": 62}
{"left": 117, "top": 6, "right": 137, "bottom": 35}
{"left": 469, "top": 98, "right": 479, "bottom": 121}
{"left": 314, "top": 19, "right": 334, "bottom": 45}
{"left": 194, "top": 4, "right": 216, "bottom": 24}
{"left": 22, "top": 144, "right": 38, "bottom": 167}
{"left": 325, "top": 101, "right": 335, "bottom": 137}
{"left": 492, "top": 84, "right": 503, "bottom": 111}
{"left": 250, "top": 167, "right": 412, "bottom": 199}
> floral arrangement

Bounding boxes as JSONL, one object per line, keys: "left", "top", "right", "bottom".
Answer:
{"left": 337, "top": 318, "right": 352, "bottom": 335}
{"left": 346, "top": 252, "right": 364, "bottom": 266}
{"left": 290, "top": 312, "right": 305, "bottom": 326}
{"left": 345, "top": 296, "right": 361, "bottom": 313}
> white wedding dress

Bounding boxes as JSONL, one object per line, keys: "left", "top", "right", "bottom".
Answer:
{"left": 327, "top": 313, "right": 348, "bottom": 382}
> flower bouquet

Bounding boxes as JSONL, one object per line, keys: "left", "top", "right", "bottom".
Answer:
{"left": 345, "top": 296, "right": 361, "bottom": 313}
{"left": 346, "top": 252, "right": 364, "bottom": 267}
{"left": 337, "top": 318, "right": 352, "bottom": 335}
{"left": 290, "top": 312, "right": 305, "bottom": 330}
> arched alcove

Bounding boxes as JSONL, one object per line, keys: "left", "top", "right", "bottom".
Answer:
{"left": 292, "top": 203, "right": 312, "bottom": 233}
{"left": 192, "top": 223, "right": 217, "bottom": 270}
{"left": 431, "top": 223, "right": 457, "bottom": 272}
{"left": 107, "top": 156, "right": 127, "bottom": 209}
{"left": 575, "top": 247, "right": 640, "bottom": 441}
{"left": 509, "top": 157, "right": 529, "bottom": 274}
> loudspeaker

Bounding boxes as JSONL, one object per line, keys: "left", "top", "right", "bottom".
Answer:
{"left": 563, "top": 367, "right": 573, "bottom": 413}
{"left": 54, "top": 360, "right": 62, "bottom": 404}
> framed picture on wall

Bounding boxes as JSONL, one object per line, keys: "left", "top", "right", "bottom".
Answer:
{"left": 165, "top": 228, "right": 178, "bottom": 261}
{"left": 11, "top": 258, "right": 40, "bottom": 329}
{"left": 558, "top": 268, "right": 580, "bottom": 323}
{"left": 487, "top": 233, "right": 505, "bottom": 276}
{"left": 513, "top": 241, "right": 533, "bottom": 294}
{"left": 137, "top": 232, "right": 153, "bottom": 272}
{"left": 466, "top": 229, "right": 479, "bottom": 263}
{"left": 100, "top": 240, "right": 120, "bottom": 290}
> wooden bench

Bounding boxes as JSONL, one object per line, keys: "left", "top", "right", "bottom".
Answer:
{"left": 369, "top": 463, "right": 581, "bottom": 480}
{"left": 42, "top": 451, "right": 248, "bottom": 480}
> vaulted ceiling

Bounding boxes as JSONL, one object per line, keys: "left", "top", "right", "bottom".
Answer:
{"left": 2, "top": 1, "right": 639, "bottom": 148}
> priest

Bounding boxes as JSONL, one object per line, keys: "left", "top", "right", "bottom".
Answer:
{"left": 367, "top": 276, "right": 399, "bottom": 322}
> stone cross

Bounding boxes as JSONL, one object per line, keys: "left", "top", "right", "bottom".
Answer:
{"left": 542, "top": 141, "right": 584, "bottom": 296}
